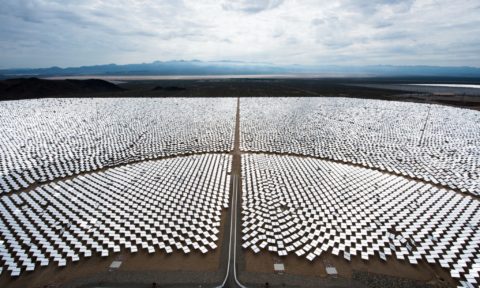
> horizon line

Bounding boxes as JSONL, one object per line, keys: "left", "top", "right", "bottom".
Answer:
{"left": 2, "top": 60, "right": 480, "bottom": 71}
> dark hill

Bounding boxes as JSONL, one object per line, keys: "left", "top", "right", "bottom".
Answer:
{"left": 152, "top": 85, "right": 186, "bottom": 91}
{"left": 0, "top": 78, "right": 124, "bottom": 100}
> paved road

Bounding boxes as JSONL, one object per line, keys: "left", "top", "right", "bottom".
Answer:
{"left": 216, "top": 174, "right": 247, "bottom": 288}
{"left": 215, "top": 97, "right": 247, "bottom": 288}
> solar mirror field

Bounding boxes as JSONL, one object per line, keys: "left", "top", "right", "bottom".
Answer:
{"left": 0, "top": 96, "right": 479, "bottom": 288}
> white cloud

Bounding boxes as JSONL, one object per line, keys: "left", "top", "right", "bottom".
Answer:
{"left": 0, "top": 0, "right": 479, "bottom": 68}
{"left": 222, "top": 0, "right": 284, "bottom": 13}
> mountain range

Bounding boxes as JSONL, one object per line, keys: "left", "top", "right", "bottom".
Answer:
{"left": 1, "top": 60, "right": 480, "bottom": 78}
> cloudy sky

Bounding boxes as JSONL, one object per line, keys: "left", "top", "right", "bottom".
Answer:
{"left": 1, "top": 0, "right": 479, "bottom": 68}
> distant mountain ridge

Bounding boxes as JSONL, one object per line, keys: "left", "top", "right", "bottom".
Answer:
{"left": 1, "top": 60, "right": 480, "bottom": 77}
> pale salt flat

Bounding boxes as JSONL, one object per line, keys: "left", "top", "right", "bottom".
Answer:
{"left": 409, "top": 84, "right": 480, "bottom": 89}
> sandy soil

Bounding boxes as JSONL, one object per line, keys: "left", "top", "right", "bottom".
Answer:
{"left": 244, "top": 249, "right": 456, "bottom": 287}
